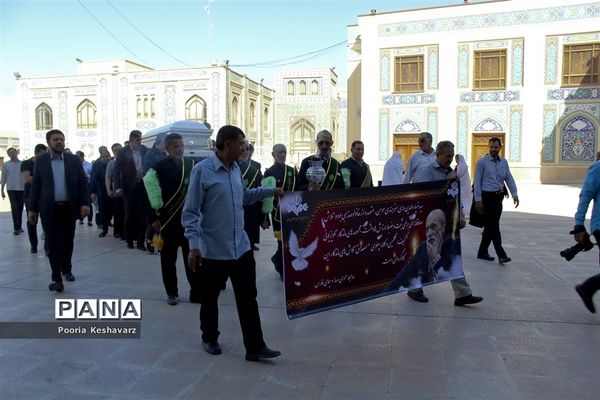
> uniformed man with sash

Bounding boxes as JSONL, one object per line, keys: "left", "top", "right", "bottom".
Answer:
{"left": 144, "top": 133, "right": 200, "bottom": 305}
{"left": 297, "top": 130, "right": 344, "bottom": 191}
{"left": 238, "top": 140, "right": 264, "bottom": 251}
{"left": 340, "top": 140, "right": 373, "bottom": 188}
{"left": 262, "top": 144, "right": 297, "bottom": 281}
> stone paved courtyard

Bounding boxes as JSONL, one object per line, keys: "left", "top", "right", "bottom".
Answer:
{"left": 0, "top": 184, "right": 599, "bottom": 399}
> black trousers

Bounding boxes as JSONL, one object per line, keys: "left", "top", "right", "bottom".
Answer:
{"left": 581, "top": 231, "right": 600, "bottom": 296}
{"left": 160, "top": 226, "right": 199, "bottom": 298}
{"left": 41, "top": 204, "right": 76, "bottom": 282}
{"left": 7, "top": 190, "right": 24, "bottom": 231}
{"left": 123, "top": 182, "right": 146, "bottom": 245}
{"left": 272, "top": 240, "right": 283, "bottom": 280}
{"left": 478, "top": 191, "right": 507, "bottom": 259}
{"left": 199, "top": 251, "right": 266, "bottom": 353}
{"left": 24, "top": 197, "right": 39, "bottom": 250}
{"left": 112, "top": 196, "right": 125, "bottom": 238}
{"left": 98, "top": 194, "right": 113, "bottom": 233}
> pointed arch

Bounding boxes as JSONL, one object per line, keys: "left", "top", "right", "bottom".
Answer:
{"left": 249, "top": 101, "right": 256, "bottom": 129}
{"left": 560, "top": 113, "right": 597, "bottom": 162}
{"left": 231, "top": 96, "right": 239, "bottom": 125}
{"left": 185, "top": 95, "right": 207, "bottom": 122}
{"left": 263, "top": 106, "right": 269, "bottom": 132}
{"left": 311, "top": 79, "right": 319, "bottom": 95}
{"left": 35, "top": 102, "right": 53, "bottom": 130}
{"left": 290, "top": 118, "right": 315, "bottom": 154}
{"left": 287, "top": 80, "right": 295, "bottom": 95}
{"left": 299, "top": 80, "right": 307, "bottom": 95}
{"left": 77, "top": 99, "right": 97, "bottom": 129}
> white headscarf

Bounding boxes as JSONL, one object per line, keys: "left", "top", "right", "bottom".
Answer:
{"left": 455, "top": 154, "right": 472, "bottom": 211}
{"left": 382, "top": 152, "right": 404, "bottom": 186}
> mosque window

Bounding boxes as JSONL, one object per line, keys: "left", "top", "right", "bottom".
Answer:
{"left": 249, "top": 102, "right": 256, "bottom": 129}
{"left": 185, "top": 95, "right": 207, "bottom": 122}
{"left": 394, "top": 55, "right": 424, "bottom": 93}
{"left": 287, "top": 81, "right": 295, "bottom": 95}
{"left": 311, "top": 80, "right": 319, "bottom": 95}
{"left": 231, "top": 96, "right": 239, "bottom": 125}
{"left": 562, "top": 42, "right": 600, "bottom": 87}
{"left": 300, "top": 80, "right": 307, "bottom": 95}
{"left": 35, "top": 103, "right": 53, "bottom": 130}
{"left": 473, "top": 49, "right": 506, "bottom": 90}
{"left": 76, "top": 99, "right": 97, "bottom": 129}
{"left": 263, "top": 106, "right": 269, "bottom": 132}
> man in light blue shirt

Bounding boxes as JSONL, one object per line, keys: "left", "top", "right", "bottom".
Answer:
{"left": 473, "top": 137, "right": 519, "bottom": 264}
{"left": 404, "top": 132, "right": 436, "bottom": 184}
{"left": 573, "top": 161, "right": 600, "bottom": 313}
{"left": 406, "top": 141, "right": 483, "bottom": 307}
{"left": 182, "top": 125, "right": 283, "bottom": 361}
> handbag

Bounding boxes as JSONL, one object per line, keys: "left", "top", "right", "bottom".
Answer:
{"left": 469, "top": 196, "right": 485, "bottom": 228}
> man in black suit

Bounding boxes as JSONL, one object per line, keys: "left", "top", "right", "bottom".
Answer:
{"left": 113, "top": 130, "right": 149, "bottom": 251}
{"left": 28, "top": 130, "right": 90, "bottom": 292}
{"left": 340, "top": 140, "right": 373, "bottom": 188}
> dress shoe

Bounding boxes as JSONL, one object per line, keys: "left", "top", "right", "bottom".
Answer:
{"left": 245, "top": 347, "right": 281, "bottom": 361}
{"left": 477, "top": 254, "right": 495, "bottom": 261}
{"left": 407, "top": 290, "right": 429, "bottom": 303}
{"left": 252, "top": 245, "right": 259, "bottom": 251}
{"left": 87, "top": 221, "right": 93, "bottom": 227}
{"left": 202, "top": 341, "right": 222, "bottom": 355}
{"left": 13, "top": 230, "right": 19, "bottom": 235}
{"left": 30, "top": 246, "right": 37, "bottom": 254}
{"left": 127, "top": 242, "right": 134, "bottom": 249}
{"left": 137, "top": 244, "right": 147, "bottom": 252}
{"left": 454, "top": 294, "right": 484, "bottom": 306}
{"left": 575, "top": 285, "right": 596, "bottom": 313}
{"left": 114, "top": 233, "right": 120, "bottom": 239}
{"left": 18, "top": 228, "right": 24, "bottom": 233}
{"left": 48, "top": 281, "right": 64, "bottom": 292}
{"left": 79, "top": 220, "right": 84, "bottom": 225}
{"left": 498, "top": 256, "right": 512, "bottom": 264}
{"left": 167, "top": 295, "right": 178, "bottom": 306}
{"left": 63, "top": 273, "right": 75, "bottom": 282}
{"left": 99, "top": 231, "right": 107, "bottom": 237}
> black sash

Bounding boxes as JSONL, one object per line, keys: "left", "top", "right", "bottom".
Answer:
{"left": 159, "top": 158, "right": 194, "bottom": 231}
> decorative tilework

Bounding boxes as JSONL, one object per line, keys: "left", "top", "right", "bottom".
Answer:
{"left": 474, "top": 118, "right": 503, "bottom": 132}
{"left": 456, "top": 107, "right": 469, "bottom": 157}
{"left": 380, "top": 50, "right": 390, "bottom": 91}
{"left": 545, "top": 37, "right": 559, "bottom": 85}
{"left": 474, "top": 40, "right": 508, "bottom": 49}
{"left": 509, "top": 105, "right": 523, "bottom": 162}
{"left": 379, "top": 109, "right": 390, "bottom": 161}
{"left": 427, "top": 107, "right": 438, "bottom": 143}
{"left": 461, "top": 91, "right": 520, "bottom": 103}
{"left": 58, "top": 91, "right": 68, "bottom": 133}
{"left": 561, "top": 115, "right": 596, "bottom": 161}
{"left": 164, "top": 85, "right": 176, "bottom": 124}
{"left": 458, "top": 44, "right": 470, "bottom": 89}
{"left": 99, "top": 78, "right": 108, "bottom": 145}
{"left": 565, "top": 32, "right": 600, "bottom": 42}
{"left": 564, "top": 103, "right": 600, "bottom": 117}
{"left": 382, "top": 94, "right": 436, "bottom": 105}
{"left": 120, "top": 78, "right": 129, "bottom": 133}
{"left": 379, "top": 3, "right": 600, "bottom": 36}
{"left": 428, "top": 46, "right": 439, "bottom": 90}
{"left": 392, "top": 47, "right": 424, "bottom": 55}
{"left": 394, "top": 119, "right": 421, "bottom": 132}
{"left": 542, "top": 104, "right": 557, "bottom": 162}
{"left": 548, "top": 87, "right": 600, "bottom": 101}
{"left": 511, "top": 39, "right": 524, "bottom": 87}
{"left": 211, "top": 72, "right": 220, "bottom": 127}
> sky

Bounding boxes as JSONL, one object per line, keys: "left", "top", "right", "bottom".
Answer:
{"left": 0, "top": 0, "right": 459, "bottom": 131}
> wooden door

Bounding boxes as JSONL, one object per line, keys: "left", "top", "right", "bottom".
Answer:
{"left": 393, "top": 134, "right": 421, "bottom": 170}
{"left": 470, "top": 132, "right": 505, "bottom": 176}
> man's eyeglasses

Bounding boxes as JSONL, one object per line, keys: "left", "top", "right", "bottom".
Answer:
{"left": 318, "top": 141, "right": 332, "bottom": 146}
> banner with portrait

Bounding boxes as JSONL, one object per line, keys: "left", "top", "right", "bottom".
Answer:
{"left": 279, "top": 179, "right": 464, "bottom": 319}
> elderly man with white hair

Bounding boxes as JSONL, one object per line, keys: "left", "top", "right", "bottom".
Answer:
{"left": 297, "top": 130, "right": 344, "bottom": 191}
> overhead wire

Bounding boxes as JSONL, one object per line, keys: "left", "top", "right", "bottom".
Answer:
{"left": 77, "top": 0, "right": 151, "bottom": 66}
{"left": 103, "top": 0, "right": 195, "bottom": 68}
{"left": 230, "top": 40, "right": 346, "bottom": 68}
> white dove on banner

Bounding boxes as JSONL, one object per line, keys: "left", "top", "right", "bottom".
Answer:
{"left": 289, "top": 231, "right": 318, "bottom": 271}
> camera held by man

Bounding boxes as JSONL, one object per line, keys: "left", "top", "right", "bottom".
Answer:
{"left": 560, "top": 226, "right": 595, "bottom": 261}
